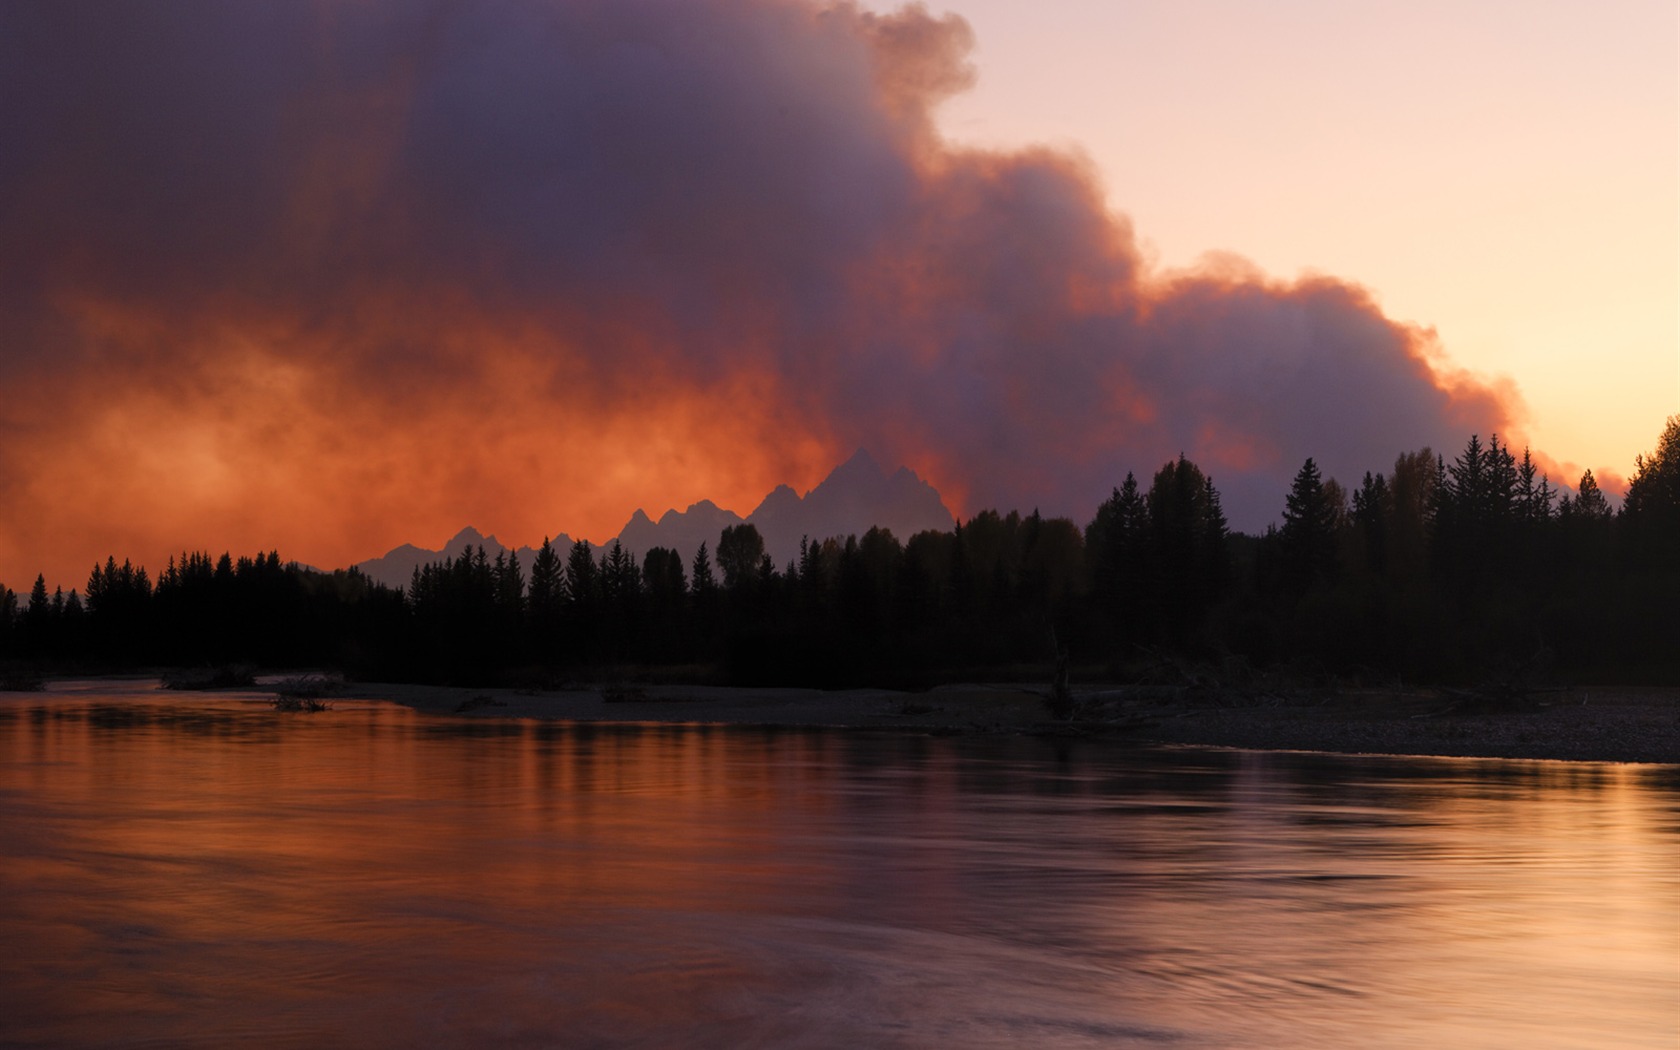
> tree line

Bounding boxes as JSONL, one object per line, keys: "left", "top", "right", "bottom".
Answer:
{"left": 3, "top": 416, "right": 1676, "bottom": 688}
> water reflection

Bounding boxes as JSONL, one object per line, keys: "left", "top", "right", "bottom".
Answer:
{"left": 0, "top": 693, "right": 1675, "bottom": 1048}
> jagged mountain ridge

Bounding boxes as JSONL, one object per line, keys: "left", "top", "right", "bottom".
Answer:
{"left": 352, "top": 526, "right": 578, "bottom": 591}
{"left": 351, "top": 450, "right": 954, "bottom": 589}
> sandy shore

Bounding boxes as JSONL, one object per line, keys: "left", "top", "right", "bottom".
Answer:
{"left": 329, "top": 679, "right": 1680, "bottom": 765}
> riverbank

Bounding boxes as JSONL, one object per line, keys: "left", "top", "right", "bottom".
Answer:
{"left": 336, "top": 679, "right": 1679, "bottom": 765}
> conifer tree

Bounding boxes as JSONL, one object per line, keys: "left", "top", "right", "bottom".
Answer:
{"left": 528, "top": 537, "right": 562, "bottom": 610}
{"left": 1352, "top": 471, "right": 1389, "bottom": 576}
{"left": 1621, "top": 415, "right": 1680, "bottom": 573}
{"left": 565, "top": 540, "right": 598, "bottom": 612}
{"left": 22, "top": 575, "right": 50, "bottom": 656}
{"left": 1142, "top": 455, "right": 1231, "bottom": 642}
{"left": 0, "top": 585, "right": 16, "bottom": 658}
{"left": 493, "top": 549, "right": 525, "bottom": 619}
{"left": 1568, "top": 470, "right": 1612, "bottom": 521}
{"left": 1280, "top": 458, "right": 1339, "bottom": 594}
{"left": 1085, "top": 472, "right": 1147, "bottom": 615}
{"left": 690, "top": 542, "right": 716, "bottom": 597}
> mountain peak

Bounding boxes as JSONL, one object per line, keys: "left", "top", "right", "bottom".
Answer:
{"left": 818, "top": 448, "right": 882, "bottom": 490}
{"left": 742, "top": 450, "right": 954, "bottom": 561}
{"left": 444, "top": 525, "right": 489, "bottom": 551}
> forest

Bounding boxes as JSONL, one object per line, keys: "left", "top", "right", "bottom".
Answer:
{"left": 3, "top": 417, "right": 1677, "bottom": 691}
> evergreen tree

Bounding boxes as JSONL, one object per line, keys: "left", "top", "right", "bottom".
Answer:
{"left": 1621, "top": 415, "right": 1680, "bottom": 573}
{"left": 1351, "top": 471, "right": 1389, "bottom": 576}
{"left": 690, "top": 542, "right": 716, "bottom": 598}
{"left": 565, "top": 540, "right": 599, "bottom": 610}
{"left": 1516, "top": 447, "right": 1553, "bottom": 525}
{"left": 1085, "top": 472, "right": 1148, "bottom": 619}
{"left": 22, "top": 575, "right": 50, "bottom": 657}
{"left": 1386, "top": 448, "right": 1437, "bottom": 590}
{"left": 1142, "top": 455, "right": 1231, "bottom": 643}
{"left": 1567, "top": 470, "right": 1612, "bottom": 522}
{"left": 493, "top": 548, "right": 525, "bottom": 628}
{"left": 1436, "top": 433, "right": 1524, "bottom": 588}
{"left": 526, "top": 537, "right": 564, "bottom": 660}
{"left": 1280, "top": 458, "right": 1340, "bottom": 594}
{"left": 641, "top": 547, "right": 687, "bottom": 608}
{"left": 0, "top": 585, "right": 17, "bottom": 658}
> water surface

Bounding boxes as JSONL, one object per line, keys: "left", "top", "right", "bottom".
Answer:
{"left": 2, "top": 684, "right": 1675, "bottom": 1048}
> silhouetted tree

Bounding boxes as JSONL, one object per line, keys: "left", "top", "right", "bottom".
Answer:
{"left": 1562, "top": 470, "right": 1612, "bottom": 522}
{"left": 641, "top": 547, "right": 686, "bottom": 609}
{"left": 716, "top": 524, "right": 766, "bottom": 593}
{"left": 14, "top": 418, "right": 1675, "bottom": 687}
{"left": 526, "top": 537, "right": 564, "bottom": 660}
{"left": 0, "top": 584, "right": 17, "bottom": 658}
{"left": 1280, "top": 458, "right": 1340, "bottom": 594}
{"left": 1434, "top": 433, "right": 1526, "bottom": 592}
{"left": 1350, "top": 471, "right": 1389, "bottom": 577}
{"left": 1085, "top": 472, "right": 1148, "bottom": 633}
{"left": 1622, "top": 415, "right": 1680, "bottom": 574}
{"left": 493, "top": 549, "right": 525, "bottom": 630}
{"left": 1143, "top": 455, "right": 1231, "bottom": 644}
{"left": 565, "top": 541, "right": 599, "bottom": 611}
{"left": 690, "top": 541, "right": 716, "bottom": 598}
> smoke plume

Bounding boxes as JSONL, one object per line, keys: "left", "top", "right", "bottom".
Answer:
{"left": 0, "top": 1, "right": 1516, "bottom": 588}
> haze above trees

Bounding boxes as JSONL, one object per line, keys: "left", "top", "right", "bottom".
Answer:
{"left": 3, "top": 418, "right": 1676, "bottom": 689}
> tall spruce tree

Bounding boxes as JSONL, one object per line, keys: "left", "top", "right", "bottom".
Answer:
{"left": 1622, "top": 415, "right": 1680, "bottom": 574}
{"left": 1085, "top": 472, "right": 1148, "bottom": 618}
{"left": 1280, "top": 458, "right": 1340, "bottom": 594}
{"left": 1142, "top": 455, "right": 1230, "bottom": 643}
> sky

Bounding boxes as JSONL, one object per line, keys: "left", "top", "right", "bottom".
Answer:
{"left": 889, "top": 0, "right": 1678, "bottom": 481}
{"left": 1, "top": 0, "right": 1674, "bottom": 593}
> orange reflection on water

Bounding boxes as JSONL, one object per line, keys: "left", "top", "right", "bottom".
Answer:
{"left": 0, "top": 692, "right": 1675, "bottom": 1049}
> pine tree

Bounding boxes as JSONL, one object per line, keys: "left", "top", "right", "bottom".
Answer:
{"left": 493, "top": 549, "right": 525, "bottom": 624}
{"left": 528, "top": 538, "right": 562, "bottom": 610}
{"left": 565, "top": 540, "right": 598, "bottom": 612}
{"left": 1352, "top": 471, "right": 1389, "bottom": 576}
{"left": 22, "top": 575, "right": 50, "bottom": 657}
{"left": 1622, "top": 415, "right": 1680, "bottom": 573}
{"left": 1570, "top": 470, "right": 1611, "bottom": 521}
{"left": 690, "top": 542, "right": 716, "bottom": 597}
{"left": 1085, "top": 472, "right": 1148, "bottom": 616}
{"left": 1280, "top": 458, "right": 1340, "bottom": 594}
{"left": 1142, "top": 455, "right": 1232, "bottom": 642}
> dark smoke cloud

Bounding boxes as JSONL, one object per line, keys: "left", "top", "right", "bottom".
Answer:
{"left": 0, "top": 0, "right": 1514, "bottom": 587}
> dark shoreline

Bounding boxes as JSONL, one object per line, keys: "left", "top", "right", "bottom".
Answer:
{"left": 5, "top": 677, "right": 1676, "bottom": 765}
{"left": 341, "top": 680, "right": 1679, "bottom": 765}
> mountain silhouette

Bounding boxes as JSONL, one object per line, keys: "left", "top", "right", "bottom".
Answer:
{"left": 615, "top": 500, "right": 745, "bottom": 565}
{"left": 350, "top": 450, "right": 953, "bottom": 588}
{"left": 612, "top": 449, "right": 953, "bottom": 568}
{"left": 742, "top": 449, "right": 955, "bottom": 567}
{"left": 354, "top": 526, "right": 575, "bottom": 590}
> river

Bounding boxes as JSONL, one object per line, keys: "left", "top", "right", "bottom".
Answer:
{"left": 1, "top": 683, "right": 1675, "bottom": 1048}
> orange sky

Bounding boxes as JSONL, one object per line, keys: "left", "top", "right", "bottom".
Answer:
{"left": 2, "top": 1, "right": 1663, "bottom": 594}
